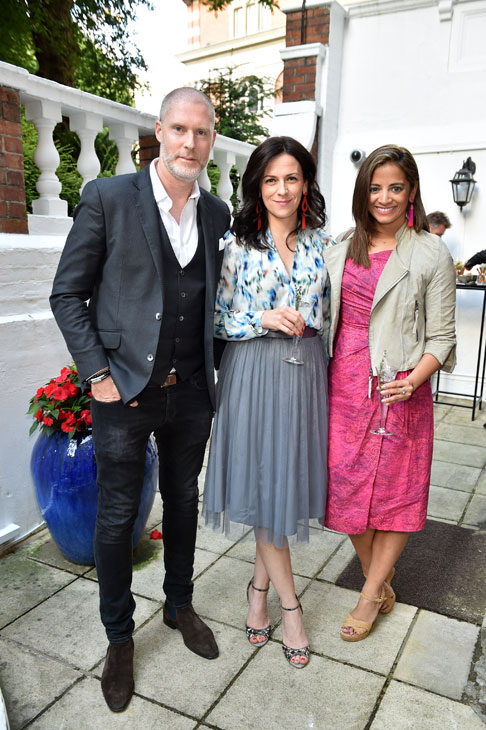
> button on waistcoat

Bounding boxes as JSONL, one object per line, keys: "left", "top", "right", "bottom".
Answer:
{"left": 150, "top": 214, "right": 206, "bottom": 384}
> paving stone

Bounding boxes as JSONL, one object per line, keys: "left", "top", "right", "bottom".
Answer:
{"left": 394, "top": 611, "right": 479, "bottom": 699}
{"left": 0, "top": 552, "right": 76, "bottom": 629}
{"left": 206, "top": 642, "right": 384, "bottom": 730}
{"left": 226, "top": 527, "right": 346, "bottom": 578}
{"left": 433, "top": 440, "right": 486, "bottom": 468}
{"left": 26, "top": 532, "right": 93, "bottom": 575}
{"left": 427, "top": 485, "right": 470, "bottom": 522}
{"left": 432, "top": 404, "right": 452, "bottom": 425}
{"left": 435, "top": 422, "right": 486, "bottom": 447}
{"left": 443, "top": 408, "right": 486, "bottom": 428}
{"left": 476, "top": 469, "right": 486, "bottom": 495}
{"left": 131, "top": 546, "right": 217, "bottom": 600}
{"left": 194, "top": 512, "right": 246, "bottom": 554}
{"left": 0, "top": 638, "right": 81, "bottom": 730}
{"left": 27, "top": 676, "right": 196, "bottom": 730}
{"left": 2, "top": 577, "right": 159, "bottom": 671}
{"left": 301, "top": 582, "right": 416, "bottom": 675}
{"left": 190, "top": 555, "right": 309, "bottom": 631}
{"left": 369, "top": 680, "right": 485, "bottom": 729}
{"left": 128, "top": 617, "right": 254, "bottom": 719}
{"left": 463, "top": 494, "right": 486, "bottom": 527}
{"left": 430, "top": 460, "right": 481, "bottom": 492}
{"left": 317, "top": 537, "right": 356, "bottom": 583}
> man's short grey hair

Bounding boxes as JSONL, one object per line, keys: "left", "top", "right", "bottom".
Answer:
{"left": 160, "top": 88, "right": 215, "bottom": 128}
{"left": 426, "top": 211, "right": 452, "bottom": 229}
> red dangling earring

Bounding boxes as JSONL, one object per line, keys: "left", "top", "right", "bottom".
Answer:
{"left": 256, "top": 201, "right": 263, "bottom": 231}
{"left": 407, "top": 199, "right": 414, "bottom": 227}
{"left": 301, "top": 192, "right": 309, "bottom": 230}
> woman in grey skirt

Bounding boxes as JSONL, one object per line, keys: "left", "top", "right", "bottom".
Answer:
{"left": 203, "top": 136, "right": 332, "bottom": 668}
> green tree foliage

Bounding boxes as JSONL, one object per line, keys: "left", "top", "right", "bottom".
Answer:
{"left": 197, "top": 66, "right": 274, "bottom": 145}
{"left": 0, "top": 0, "right": 151, "bottom": 103}
{"left": 204, "top": 0, "right": 277, "bottom": 10}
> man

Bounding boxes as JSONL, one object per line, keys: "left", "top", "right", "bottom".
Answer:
{"left": 50, "top": 88, "right": 230, "bottom": 713}
{"left": 426, "top": 211, "right": 451, "bottom": 238}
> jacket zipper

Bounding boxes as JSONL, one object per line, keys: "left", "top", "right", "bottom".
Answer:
{"left": 412, "top": 300, "right": 419, "bottom": 341}
{"left": 367, "top": 270, "right": 408, "bottom": 395}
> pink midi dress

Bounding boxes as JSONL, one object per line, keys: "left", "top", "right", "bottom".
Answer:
{"left": 325, "top": 250, "right": 434, "bottom": 534}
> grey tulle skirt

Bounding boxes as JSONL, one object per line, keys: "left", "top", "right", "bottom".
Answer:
{"left": 203, "top": 334, "right": 328, "bottom": 548}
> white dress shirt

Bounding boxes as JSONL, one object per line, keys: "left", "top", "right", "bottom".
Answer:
{"left": 149, "top": 158, "right": 200, "bottom": 268}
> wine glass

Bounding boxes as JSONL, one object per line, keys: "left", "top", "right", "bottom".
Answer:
{"left": 370, "top": 351, "right": 397, "bottom": 436}
{"left": 283, "top": 299, "right": 312, "bottom": 366}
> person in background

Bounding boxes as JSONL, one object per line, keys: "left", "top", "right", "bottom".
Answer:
{"left": 426, "top": 211, "right": 451, "bottom": 238}
{"left": 50, "top": 88, "right": 230, "bottom": 712}
{"left": 203, "top": 136, "right": 332, "bottom": 669}
{"left": 464, "top": 250, "right": 486, "bottom": 269}
{"left": 324, "top": 144, "right": 456, "bottom": 643}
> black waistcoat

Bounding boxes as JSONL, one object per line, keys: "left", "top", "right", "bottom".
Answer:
{"left": 150, "top": 214, "right": 206, "bottom": 384}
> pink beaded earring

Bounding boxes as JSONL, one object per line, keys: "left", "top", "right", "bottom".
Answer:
{"left": 407, "top": 199, "right": 414, "bottom": 228}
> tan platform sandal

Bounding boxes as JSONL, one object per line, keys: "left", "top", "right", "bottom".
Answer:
{"left": 380, "top": 567, "right": 396, "bottom": 615}
{"left": 340, "top": 589, "right": 385, "bottom": 642}
{"left": 363, "top": 567, "right": 396, "bottom": 615}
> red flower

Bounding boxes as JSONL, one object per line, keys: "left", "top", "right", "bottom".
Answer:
{"left": 150, "top": 529, "right": 163, "bottom": 540}
{"left": 43, "top": 383, "right": 56, "bottom": 398}
{"left": 79, "top": 410, "right": 92, "bottom": 426}
{"left": 61, "top": 422, "right": 75, "bottom": 434}
{"left": 52, "top": 385, "right": 70, "bottom": 402}
{"left": 58, "top": 410, "right": 67, "bottom": 421}
{"left": 35, "top": 387, "right": 44, "bottom": 399}
{"left": 35, "top": 408, "right": 43, "bottom": 421}
{"left": 42, "top": 416, "right": 54, "bottom": 426}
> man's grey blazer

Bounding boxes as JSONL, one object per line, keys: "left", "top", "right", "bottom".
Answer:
{"left": 50, "top": 165, "right": 231, "bottom": 407}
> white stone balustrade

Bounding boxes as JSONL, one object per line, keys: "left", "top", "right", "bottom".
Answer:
{"left": 0, "top": 61, "right": 255, "bottom": 233}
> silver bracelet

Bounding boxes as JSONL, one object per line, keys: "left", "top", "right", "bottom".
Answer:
{"left": 87, "top": 370, "right": 111, "bottom": 385}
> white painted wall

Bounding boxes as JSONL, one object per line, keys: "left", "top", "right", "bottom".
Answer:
{"left": 0, "top": 234, "right": 69, "bottom": 547}
{"left": 325, "top": 0, "right": 486, "bottom": 396}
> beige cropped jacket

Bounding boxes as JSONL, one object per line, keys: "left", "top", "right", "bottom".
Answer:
{"left": 323, "top": 223, "right": 457, "bottom": 374}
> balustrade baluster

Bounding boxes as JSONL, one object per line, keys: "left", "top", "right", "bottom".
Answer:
{"left": 109, "top": 123, "right": 138, "bottom": 175}
{"left": 70, "top": 112, "right": 103, "bottom": 192}
{"left": 24, "top": 99, "right": 67, "bottom": 217}
{"left": 215, "top": 150, "right": 236, "bottom": 213}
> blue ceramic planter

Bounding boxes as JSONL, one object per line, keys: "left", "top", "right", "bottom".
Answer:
{"left": 30, "top": 430, "right": 158, "bottom": 565}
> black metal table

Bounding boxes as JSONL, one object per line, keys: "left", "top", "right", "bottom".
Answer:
{"left": 434, "top": 282, "right": 486, "bottom": 420}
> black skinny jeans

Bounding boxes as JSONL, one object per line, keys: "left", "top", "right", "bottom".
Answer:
{"left": 91, "top": 374, "right": 213, "bottom": 643}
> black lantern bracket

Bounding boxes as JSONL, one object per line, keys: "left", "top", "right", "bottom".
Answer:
{"left": 450, "top": 157, "right": 477, "bottom": 210}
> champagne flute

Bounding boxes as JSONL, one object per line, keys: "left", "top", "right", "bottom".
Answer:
{"left": 283, "top": 290, "right": 312, "bottom": 366}
{"left": 370, "top": 351, "right": 398, "bottom": 436}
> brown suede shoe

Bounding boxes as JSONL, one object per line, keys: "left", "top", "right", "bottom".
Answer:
{"left": 163, "top": 602, "right": 219, "bottom": 659}
{"left": 101, "top": 638, "right": 134, "bottom": 712}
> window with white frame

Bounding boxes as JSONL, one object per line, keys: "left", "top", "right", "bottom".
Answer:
{"left": 232, "top": 0, "right": 273, "bottom": 38}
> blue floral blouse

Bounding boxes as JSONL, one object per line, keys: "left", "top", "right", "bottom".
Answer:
{"left": 214, "top": 228, "right": 334, "bottom": 343}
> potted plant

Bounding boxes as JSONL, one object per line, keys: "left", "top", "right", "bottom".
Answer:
{"left": 28, "top": 364, "right": 157, "bottom": 565}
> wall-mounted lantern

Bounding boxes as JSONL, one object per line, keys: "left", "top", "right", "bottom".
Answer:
{"left": 450, "top": 157, "right": 476, "bottom": 209}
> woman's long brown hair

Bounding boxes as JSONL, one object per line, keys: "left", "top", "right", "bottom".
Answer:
{"left": 348, "top": 144, "right": 429, "bottom": 268}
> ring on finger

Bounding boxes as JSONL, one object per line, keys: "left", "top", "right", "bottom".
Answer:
{"left": 400, "top": 386, "right": 406, "bottom": 395}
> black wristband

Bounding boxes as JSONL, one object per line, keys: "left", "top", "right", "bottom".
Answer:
{"left": 86, "top": 370, "right": 111, "bottom": 385}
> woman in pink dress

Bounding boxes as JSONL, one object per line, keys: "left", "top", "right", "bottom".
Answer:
{"left": 323, "top": 145, "right": 456, "bottom": 642}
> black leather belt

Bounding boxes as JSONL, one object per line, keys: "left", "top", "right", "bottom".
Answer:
{"left": 161, "top": 373, "right": 178, "bottom": 387}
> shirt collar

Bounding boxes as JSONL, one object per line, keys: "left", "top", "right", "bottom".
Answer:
{"left": 149, "top": 158, "right": 200, "bottom": 213}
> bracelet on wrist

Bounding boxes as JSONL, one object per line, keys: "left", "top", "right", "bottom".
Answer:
{"left": 87, "top": 370, "right": 111, "bottom": 385}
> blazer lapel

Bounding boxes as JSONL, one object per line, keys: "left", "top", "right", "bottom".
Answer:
{"left": 198, "top": 192, "right": 217, "bottom": 307}
{"left": 132, "top": 166, "right": 166, "bottom": 285}
{"left": 371, "top": 227, "right": 413, "bottom": 310}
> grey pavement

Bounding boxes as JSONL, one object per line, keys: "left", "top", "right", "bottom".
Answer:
{"left": 1, "top": 402, "right": 486, "bottom": 729}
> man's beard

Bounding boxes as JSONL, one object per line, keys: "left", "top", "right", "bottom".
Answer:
{"left": 160, "top": 139, "right": 205, "bottom": 182}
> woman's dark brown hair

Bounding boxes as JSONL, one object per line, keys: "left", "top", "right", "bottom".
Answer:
{"left": 232, "top": 136, "right": 326, "bottom": 251}
{"left": 348, "top": 144, "right": 429, "bottom": 268}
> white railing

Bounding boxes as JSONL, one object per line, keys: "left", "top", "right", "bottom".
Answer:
{"left": 0, "top": 61, "right": 255, "bottom": 234}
